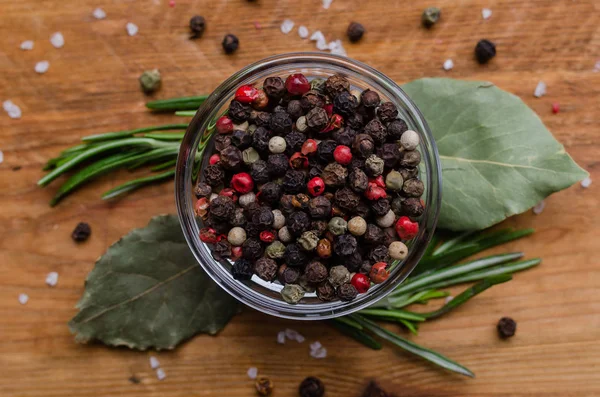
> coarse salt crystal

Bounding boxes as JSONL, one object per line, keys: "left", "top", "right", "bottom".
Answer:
{"left": 92, "top": 8, "right": 107, "bottom": 20}
{"left": 277, "top": 331, "right": 286, "bottom": 344}
{"left": 316, "top": 38, "right": 328, "bottom": 51}
{"left": 156, "top": 368, "right": 166, "bottom": 381}
{"left": 310, "top": 31, "right": 325, "bottom": 42}
{"left": 581, "top": 177, "right": 592, "bottom": 188}
{"left": 281, "top": 19, "right": 295, "bottom": 34}
{"left": 18, "top": 293, "right": 29, "bottom": 305}
{"left": 45, "top": 272, "right": 59, "bottom": 287}
{"left": 482, "top": 8, "right": 492, "bottom": 20}
{"left": 329, "top": 40, "right": 347, "bottom": 56}
{"left": 247, "top": 367, "right": 258, "bottom": 379}
{"left": 298, "top": 26, "right": 309, "bottom": 39}
{"left": 35, "top": 61, "right": 50, "bottom": 74}
{"left": 285, "top": 328, "right": 304, "bottom": 342}
{"left": 149, "top": 356, "right": 160, "bottom": 369}
{"left": 295, "top": 333, "right": 305, "bottom": 343}
{"left": 310, "top": 347, "right": 327, "bottom": 359}
{"left": 534, "top": 81, "right": 546, "bottom": 98}
{"left": 5, "top": 100, "right": 22, "bottom": 119}
{"left": 322, "top": 0, "right": 333, "bottom": 9}
{"left": 443, "top": 59, "right": 454, "bottom": 71}
{"left": 126, "top": 22, "right": 139, "bottom": 36}
{"left": 532, "top": 200, "right": 545, "bottom": 215}
{"left": 20, "top": 40, "right": 34, "bottom": 50}
{"left": 50, "top": 32, "right": 64, "bottom": 48}
{"left": 444, "top": 296, "right": 454, "bottom": 304}
{"left": 309, "top": 341, "right": 322, "bottom": 351}
{"left": 0, "top": 150, "right": 3, "bottom": 164}
{"left": 594, "top": 60, "right": 600, "bottom": 72}
{"left": 3, "top": 100, "right": 15, "bottom": 112}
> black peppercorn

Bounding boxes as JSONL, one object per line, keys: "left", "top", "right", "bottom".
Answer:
{"left": 203, "top": 164, "right": 225, "bottom": 186}
{"left": 209, "top": 195, "right": 235, "bottom": 221}
{"left": 347, "top": 21, "right": 365, "bottom": 42}
{"left": 353, "top": 134, "right": 375, "bottom": 158}
{"left": 72, "top": 222, "right": 91, "bottom": 242}
{"left": 335, "top": 187, "right": 360, "bottom": 211}
{"left": 252, "top": 127, "right": 272, "bottom": 153}
{"left": 354, "top": 200, "right": 371, "bottom": 218}
{"left": 231, "top": 258, "right": 254, "bottom": 280}
{"left": 308, "top": 164, "right": 325, "bottom": 180}
{"left": 194, "top": 181, "right": 212, "bottom": 198}
{"left": 278, "top": 264, "right": 300, "bottom": 284}
{"left": 300, "top": 90, "right": 325, "bottom": 111}
{"left": 400, "top": 150, "right": 421, "bottom": 167}
{"left": 222, "top": 33, "right": 239, "bottom": 54}
{"left": 311, "top": 220, "right": 328, "bottom": 236}
{"left": 377, "top": 143, "right": 401, "bottom": 168}
{"left": 242, "top": 238, "right": 264, "bottom": 260}
{"left": 316, "top": 281, "right": 336, "bottom": 301}
{"left": 269, "top": 111, "right": 293, "bottom": 135}
{"left": 364, "top": 224, "right": 385, "bottom": 245}
{"left": 361, "top": 89, "right": 380, "bottom": 109}
{"left": 387, "top": 119, "right": 409, "bottom": 141}
{"left": 254, "top": 257, "right": 278, "bottom": 281}
{"left": 299, "top": 376, "right": 325, "bottom": 397}
{"left": 228, "top": 100, "right": 251, "bottom": 122}
{"left": 349, "top": 156, "right": 366, "bottom": 171}
{"left": 308, "top": 196, "right": 332, "bottom": 219}
{"left": 214, "top": 134, "right": 232, "bottom": 152}
{"left": 364, "top": 119, "right": 387, "bottom": 145}
{"left": 475, "top": 39, "right": 496, "bottom": 64}
{"left": 284, "top": 243, "right": 308, "bottom": 267}
{"left": 258, "top": 182, "right": 282, "bottom": 205}
{"left": 346, "top": 112, "right": 364, "bottom": 130}
{"left": 334, "top": 234, "right": 357, "bottom": 256}
{"left": 372, "top": 198, "right": 391, "bottom": 217}
{"left": 322, "top": 162, "right": 348, "bottom": 187}
{"left": 251, "top": 206, "right": 275, "bottom": 231}
{"left": 263, "top": 76, "right": 286, "bottom": 99}
{"left": 279, "top": 194, "right": 296, "bottom": 215}
{"left": 287, "top": 99, "right": 304, "bottom": 119}
{"left": 399, "top": 167, "right": 419, "bottom": 181}
{"left": 305, "top": 261, "right": 328, "bottom": 284}
{"left": 369, "top": 245, "right": 390, "bottom": 264}
{"left": 402, "top": 197, "right": 425, "bottom": 217}
{"left": 189, "top": 15, "right": 206, "bottom": 39}
{"left": 267, "top": 154, "right": 289, "bottom": 177}
{"left": 292, "top": 193, "right": 310, "bottom": 210}
{"left": 377, "top": 101, "right": 398, "bottom": 123}
{"left": 284, "top": 131, "right": 307, "bottom": 156}
{"left": 316, "top": 140, "right": 338, "bottom": 164}
{"left": 306, "top": 107, "right": 329, "bottom": 132}
{"left": 282, "top": 169, "right": 306, "bottom": 194}
{"left": 338, "top": 283, "right": 358, "bottom": 301}
{"left": 403, "top": 178, "right": 425, "bottom": 198}
{"left": 359, "top": 260, "right": 372, "bottom": 275}
{"left": 333, "top": 90, "right": 358, "bottom": 118}
{"left": 288, "top": 211, "right": 311, "bottom": 236}
{"left": 206, "top": 213, "right": 231, "bottom": 235}
{"left": 497, "top": 317, "right": 516, "bottom": 338}
{"left": 230, "top": 208, "right": 247, "bottom": 227}
{"left": 212, "top": 240, "right": 231, "bottom": 260}
{"left": 231, "top": 129, "right": 252, "bottom": 149}
{"left": 219, "top": 146, "right": 243, "bottom": 170}
{"left": 251, "top": 110, "right": 271, "bottom": 127}
{"left": 324, "top": 75, "right": 350, "bottom": 98}
{"left": 251, "top": 160, "right": 270, "bottom": 184}
{"left": 342, "top": 251, "right": 363, "bottom": 272}
{"left": 245, "top": 201, "right": 262, "bottom": 219}
{"left": 332, "top": 126, "right": 357, "bottom": 147}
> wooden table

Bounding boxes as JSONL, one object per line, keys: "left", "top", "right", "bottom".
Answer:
{"left": 1, "top": 0, "right": 599, "bottom": 395}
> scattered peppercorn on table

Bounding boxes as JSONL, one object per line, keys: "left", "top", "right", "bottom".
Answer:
{"left": 0, "top": 0, "right": 599, "bottom": 396}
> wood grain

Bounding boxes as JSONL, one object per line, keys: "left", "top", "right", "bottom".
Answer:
{"left": 1, "top": 0, "right": 599, "bottom": 396}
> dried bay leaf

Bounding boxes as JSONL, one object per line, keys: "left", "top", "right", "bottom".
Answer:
{"left": 69, "top": 215, "right": 239, "bottom": 350}
{"left": 402, "top": 78, "right": 588, "bottom": 231}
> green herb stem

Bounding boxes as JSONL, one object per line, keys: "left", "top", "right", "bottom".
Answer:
{"left": 145, "top": 95, "right": 209, "bottom": 111}
{"left": 82, "top": 124, "right": 189, "bottom": 142}
{"left": 102, "top": 169, "right": 176, "bottom": 200}
{"left": 386, "top": 289, "right": 450, "bottom": 309}
{"left": 143, "top": 132, "right": 186, "bottom": 140}
{"left": 175, "top": 110, "right": 197, "bottom": 117}
{"left": 359, "top": 309, "right": 427, "bottom": 322}
{"left": 433, "top": 231, "right": 476, "bottom": 255}
{"left": 151, "top": 158, "right": 178, "bottom": 172}
{"left": 329, "top": 319, "right": 382, "bottom": 350}
{"left": 399, "top": 319, "right": 419, "bottom": 335}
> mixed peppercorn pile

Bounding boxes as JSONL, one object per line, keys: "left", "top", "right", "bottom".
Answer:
{"left": 193, "top": 73, "right": 425, "bottom": 304}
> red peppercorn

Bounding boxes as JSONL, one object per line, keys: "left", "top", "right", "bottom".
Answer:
{"left": 395, "top": 216, "right": 419, "bottom": 240}
{"left": 231, "top": 246, "right": 243, "bottom": 260}
{"left": 285, "top": 73, "right": 310, "bottom": 95}
{"left": 333, "top": 145, "right": 353, "bottom": 165}
{"left": 231, "top": 172, "right": 254, "bottom": 194}
{"left": 364, "top": 184, "right": 387, "bottom": 200}
{"left": 370, "top": 175, "right": 385, "bottom": 188}
{"left": 324, "top": 103, "right": 334, "bottom": 116}
{"left": 209, "top": 154, "right": 221, "bottom": 165}
{"left": 194, "top": 197, "right": 209, "bottom": 218}
{"left": 199, "top": 227, "right": 219, "bottom": 243}
{"left": 235, "top": 84, "right": 259, "bottom": 104}
{"left": 370, "top": 262, "right": 390, "bottom": 284}
{"left": 552, "top": 102, "right": 560, "bottom": 114}
{"left": 219, "top": 187, "right": 238, "bottom": 202}
{"left": 301, "top": 139, "right": 318, "bottom": 156}
{"left": 259, "top": 230, "right": 276, "bottom": 243}
{"left": 289, "top": 152, "right": 309, "bottom": 169}
{"left": 351, "top": 273, "right": 371, "bottom": 293}
{"left": 216, "top": 116, "right": 233, "bottom": 134}
{"left": 321, "top": 114, "right": 344, "bottom": 133}
{"left": 307, "top": 177, "right": 325, "bottom": 196}
{"left": 252, "top": 89, "right": 269, "bottom": 110}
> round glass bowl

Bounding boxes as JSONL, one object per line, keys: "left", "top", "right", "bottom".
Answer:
{"left": 176, "top": 52, "right": 441, "bottom": 320}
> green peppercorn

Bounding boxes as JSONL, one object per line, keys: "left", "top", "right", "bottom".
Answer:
{"left": 298, "top": 230, "right": 319, "bottom": 251}
{"left": 385, "top": 170, "right": 404, "bottom": 191}
{"left": 328, "top": 265, "right": 350, "bottom": 288}
{"left": 265, "top": 241, "right": 286, "bottom": 259}
{"left": 365, "top": 154, "right": 385, "bottom": 177}
{"left": 242, "top": 147, "right": 260, "bottom": 165}
{"left": 139, "top": 69, "right": 161, "bottom": 94}
{"left": 281, "top": 284, "right": 304, "bottom": 304}
{"left": 328, "top": 217, "right": 348, "bottom": 236}
{"left": 422, "top": 7, "right": 441, "bottom": 28}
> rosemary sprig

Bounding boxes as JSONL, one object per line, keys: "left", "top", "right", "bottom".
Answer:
{"left": 145, "top": 95, "right": 209, "bottom": 111}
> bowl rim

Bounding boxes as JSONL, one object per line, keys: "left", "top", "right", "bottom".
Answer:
{"left": 175, "top": 52, "right": 442, "bottom": 320}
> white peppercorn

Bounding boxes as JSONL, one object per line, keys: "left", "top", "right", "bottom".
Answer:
{"left": 265, "top": 241, "right": 286, "bottom": 259}
{"left": 400, "top": 130, "right": 420, "bottom": 150}
{"left": 328, "top": 217, "right": 348, "bottom": 236}
{"left": 278, "top": 226, "right": 293, "bottom": 243}
{"left": 242, "top": 147, "right": 260, "bottom": 165}
{"left": 389, "top": 241, "right": 408, "bottom": 260}
{"left": 347, "top": 216, "right": 367, "bottom": 236}
{"left": 385, "top": 170, "right": 404, "bottom": 191}
{"left": 268, "top": 136, "right": 286, "bottom": 154}
{"left": 281, "top": 284, "right": 304, "bottom": 304}
{"left": 376, "top": 209, "right": 396, "bottom": 228}
{"left": 298, "top": 230, "right": 319, "bottom": 251}
{"left": 233, "top": 121, "right": 249, "bottom": 132}
{"left": 238, "top": 192, "right": 256, "bottom": 208}
{"left": 272, "top": 209, "right": 286, "bottom": 229}
{"left": 209, "top": 193, "right": 219, "bottom": 202}
{"left": 328, "top": 265, "right": 351, "bottom": 288}
{"left": 296, "top": 115, "right": 308, "bottom": 132}
{"left": 365, "top": 154, "right": 385, "bottom": 176}
{"left": 227, "top": 227, "right": 247, "bottom": 246}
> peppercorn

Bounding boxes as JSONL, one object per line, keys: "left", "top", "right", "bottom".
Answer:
{"left": 284, "top": 243, "right": 308, "bottom": 267}
{"left": 316, "top": 281, "right": 336, "bottom": 301}
{"left": 292, "top": 193, "right": 310, "bottom": 210}
{"left": 278, "top": 264, "right": 299, "bottom": 284}
{"left": 351, "top": 273, "right": 370, "bottom": 293}
{"left": 305, "top": 107, "right": 329, "bottom": 132}
{"left": 345, "top": 216, "right": 366, "bottom": 236}
{"left": 307, "top": 195, "right": 331, "bottom": 219}
{"left": 375, "top": 209, "right": 394, "bottom": 228}
{"left": 203, "top": 164, "right": 224, "bottom": 186}
{"left": 400, "top": 130, "right": 420, "bottom": 151}
{"left": 384, "top": 170, "right": 404, "bottom": 192}
{"left": 333, "top": 90, "right": 358, "bottom": 118}
{"left": 228, "top": 208, "right": 245, "bottom": 228}
{"left": 254, "top": 257, "right": 278, "bottom": 281}
{"left": 343, "top": 168, "right": 367, "bottom": 194}
{"left": 208, "top": 195, "right": 234, "bottom": 221}
{"left": 194, "top": 181, "right": 212, "bottom": 198}
{"left": 328, "top": 216, "right": 348, "bottom": 236}
{"left": 368, "top": 245, "right": 390, "bottom": 264}
{"left": 334, "top": 187, "right": 360, "bottom": 211}
{"left": 252, "top": 111, "right": 271, "bottom": 128}
{"left": 302, "top": 261, "right": 327, "bottom": 284}
{"left": 263, "top": 76, "right": 286, "bottom": 99}
{"left": 267, "top": 154, "right": 289, "bottom": 177}
{"left": 285, "top": 73, "right": 310, "bottom": 95}
{"left": 219, "top": 146, "right": 242, "bottom": 170}
{"left": 139, "top": 69, "right": 161, "bottom": 94}
{"left": 341, "top": 251, "right": 363, "bottom": 272}
{"left": 399, "top": 167, "right": 419, "bottom": 181}
{"left": 376, "top": 143, "right": 400, "bottom": 169}
{"left": 255, "top": 377, "right": 274, "bottom": 396}
{"left": 342, "top": 20, "right": 365, "bottom": 42}
{"left": 298, "top": 230, "right": 319, "bottom": 251}
{"left": 400, "top": 197, "right": 424, "bottom": 218}
{"left": 285, "top": 131, "right": 307, "bottom": 156}
{"left": 310, "top": 220, "right": 327, "bottom": 236}
{"left": 222, "top": 33, "right": 239, "bottom": 54}
{"left": 315, "top": 140, "right": 335, "bottom": 164}
{"left": 260, "top": 230, "right": 277, "bottom": 244}
{"left": 277, "top": 195, "right": 294, "bottom": 216}
{"left": 282, "top": 100, "right": 302, "bottom": 121}
{"left": 330, "top": 127, "right": 355, "bottom": 148}
{"left": 497, "top": 317, "right": 517, "bottom": 338}
{"left": 214, "top": 134, "right": 232, "bottom": 152}
{"left": 306, "top": 166, "right": 323, "bottom": 182}
{"left": 235, "top": 85, "right": 259, "bottom": 105}
{"left": 387, "top": 119, "right": 409, "bottom": 141}
{"left": 342, "top": 113, "right": 361, "bottom": 132}
{"left": 363, "top": 224, "right": 384, "bottom": 245}
{"left": 225, "top": 226, "right": 245, "bottom": 246}
{"left": 211, "top": 240, "right": 231, "bottom": 261}
{"left": 300, "top": 90, "right": 325, "bottom": 111}
{"left": 228, "top": 101, "right": 250, "bottom": 123}
{"left": 328, "top": 265, "right": 351, "bottom": 288}
{"left": 278, "top": 226, "right": 293, "bottom": 243}
{"left": 251, "top": 90, "right": 269, "bottom": 110}
{"left": 263, "top": 241, "right": 283, "bottom": 260}
{"left": 400, "top": 150, "right": 421, "bottom": 167}
{"left": 230, "top": 129, "right": 252, "bottom": 150}
{"left": 475, "top": 39, "right": 496, "bottom": 64}
{"left": 389, "top": 241, "right": 408, "bottom": 260}
{"left": 248, "top": 160, "right": 268, "bottom": 184}
{"left": 282, "top": 169, "right": 306, "bottom": 194}
{"left": 370, "top": 262, "right": 390, "bottom": 283}
{"left": 281, "top": 283, "right": 304, "bottom": 304}
{"left": 249, "top": 206, "right": 274, "bottom": 231}
{"left": 395, "top": 216, "right": 419, "bottom": 240}
{"left": 337, "top": 283, "right": 358, "bottom": 301}
{"left": 324, "top": 75, "right": 350, "bottom": 97}
{"left": 353, "top": 134, "right": 375, "bottom": 158}
{"left": 194, "top": 197, "right": 210, "bottom": 219}
{"left": 189, "top": 15, "right": 206, "bottom": 38}
{"left": 334, "top": 234, "right": 358, "bottom": 256}
{"left": 287, "top": 211, "right": 311, "bottom": 237}
{"left": 231, "top": 259, "right": 253, "bottom": 280}
{"left": 359, "top": 261, "right": 372, "bottom": 275}
{"left": 71, "top": 222, "right": 91, "bottom": 242}
{"left": 316, "top": 238, "right": 332, "bottom": 258}
{"left": 269, "top": 111, "right": 293, "bottom": 135}
{"left": 257, "top": 182, "right": 281, "bottom": 205}
{"left": 402, "top": 178, "right": 424, "bottom": 198}
{"left": 376, "top": 102, "right": 398, "bottom": 124}
{"left": 358, "top": 90, "right": 378, "bottom": 110}
{"left": 422, "top": 7, "right": 441, "bottom": 28}
{"left": 367, "top": 198, "right": 389, "bottom": 218}
{"left": 365, "top": 155, "right": 385, "bottom": 177}
{"left": 321, "top": 162, "right": 348, "bottom": 187}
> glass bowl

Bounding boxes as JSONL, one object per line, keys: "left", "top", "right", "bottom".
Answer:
{"left": 175, "top": 52, "right": 441, "bottom": 320}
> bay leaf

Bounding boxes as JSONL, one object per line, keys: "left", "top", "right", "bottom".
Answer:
{"left": 402, "top": 78, "right": 588, "bottom": 231}
{"left": 69, "top": 215, "right": 239, "bottom": 350}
